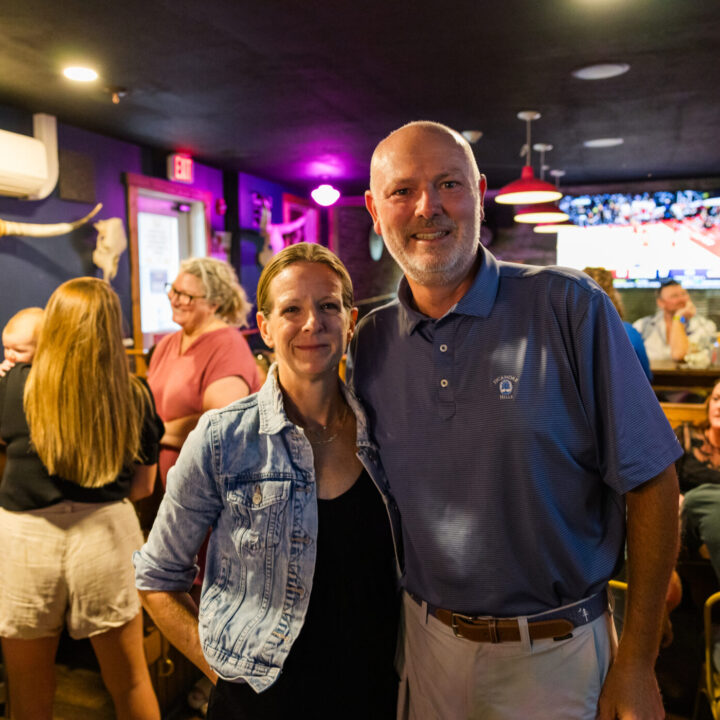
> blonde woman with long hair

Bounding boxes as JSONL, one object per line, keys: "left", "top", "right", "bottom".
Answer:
{"left": 0, "top": 277, "right": 162, "bottom": 720}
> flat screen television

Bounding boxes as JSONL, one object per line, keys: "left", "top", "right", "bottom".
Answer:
{"left": 555, "top": 189, "right": 720, "bottom": 288}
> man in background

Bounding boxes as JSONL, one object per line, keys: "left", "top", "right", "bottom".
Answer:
{"left": 350, "top": 120, "right": 681, "bottom": 719}
{"left": 633, "top": 279, "right": 716, "bottom": 364}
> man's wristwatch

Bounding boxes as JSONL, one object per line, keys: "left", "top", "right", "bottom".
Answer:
{"left": 673, "top": 314, "right": 688, "bottom": 325}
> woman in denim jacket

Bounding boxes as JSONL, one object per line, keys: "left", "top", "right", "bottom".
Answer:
{"left": 135, "top": 243, "right": 401, "bottom": 719}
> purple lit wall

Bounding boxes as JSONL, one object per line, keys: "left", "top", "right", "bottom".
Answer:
{"left": 0, "top": 108, "right": 144, "bottom": 332}
{"left": 0, "top": 103, "right": 296, "bottom": 335}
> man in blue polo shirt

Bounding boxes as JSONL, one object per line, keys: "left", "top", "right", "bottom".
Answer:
{"left": 349, "top": 121, "right": 681, "bottom": 720}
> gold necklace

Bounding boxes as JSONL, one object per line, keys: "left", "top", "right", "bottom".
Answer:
{"left": 302, "top": 404, "right": 349, "bottom": 446}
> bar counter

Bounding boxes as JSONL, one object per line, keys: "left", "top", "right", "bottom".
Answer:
{"left": 651, "top": 362, "right": 720, "bottom": 391}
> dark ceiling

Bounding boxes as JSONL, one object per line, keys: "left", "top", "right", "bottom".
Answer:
{"left": 1, "top": 0, "right": 719, "bottom": 197}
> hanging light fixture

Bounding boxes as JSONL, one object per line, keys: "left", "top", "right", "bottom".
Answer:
{"left": 514, "top": 204, "right": 569, "bottom": 223}
{"left": 495, "top": 112, "right": 562, "bottom": 205}
{"left": 311, "top": 183, "right": 340, "bottom": 206}
{"left": 534, "top": 170, "right": 570, "bottom": 233}
{"left": 534, "top": 222, "right": 568, "bottom": 234}
{"left": 514, "top": 145, "right": 569, "bottom": 223}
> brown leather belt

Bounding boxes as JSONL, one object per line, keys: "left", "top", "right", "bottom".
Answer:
{"left": 410, "top": 590, "right": 607, "bottom": 643}
{"left": 433, "top": 611, "right": 574, "bottom": 642}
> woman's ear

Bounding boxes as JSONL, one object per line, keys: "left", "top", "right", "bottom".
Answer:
{"left": 346, "top": 307, "right": 359, "bottom": 345}
{"left": 257, "top": 311, "right": 274, "bottom": 348}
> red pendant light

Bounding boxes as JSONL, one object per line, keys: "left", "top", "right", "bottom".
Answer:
{"left": 495, "top": 112, "right": 562, "bottom": 205}
{"left": 514, "top": 204, "right": 569, "bottom": 223}
{"left": 530, "top": 168, "right": 570, "bottom": 231}
{"left": 513, "top": 147, "right": 568, "bottom": 223}
{"left": 534, "top": 222, "right": 569, "bottom": 234}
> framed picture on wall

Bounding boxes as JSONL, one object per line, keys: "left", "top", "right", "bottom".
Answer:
{"left": 282, "top": 193, "right": 320, "bottom": 245}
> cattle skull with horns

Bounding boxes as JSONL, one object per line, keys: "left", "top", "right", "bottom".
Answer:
{"left": 0, "top": 203, "right": 129, "bottom": 282}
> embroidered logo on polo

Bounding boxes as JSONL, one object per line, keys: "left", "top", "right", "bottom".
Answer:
{"left": 492, "top": 375, "right": 519, "bottom": 400}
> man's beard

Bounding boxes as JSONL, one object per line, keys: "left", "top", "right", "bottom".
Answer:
{"left": 385, "top": 212, "right": 483, "bottom": 287}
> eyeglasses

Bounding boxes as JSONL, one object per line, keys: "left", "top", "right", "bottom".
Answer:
{"left": 165, "top": 283, "right": 206, "bottom": 306}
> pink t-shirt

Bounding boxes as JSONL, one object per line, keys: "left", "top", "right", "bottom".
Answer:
{"left": 148, "top": 326, "right": 261, "bottom": 483}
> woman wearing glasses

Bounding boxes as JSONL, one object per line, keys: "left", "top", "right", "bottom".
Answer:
{"left": 149, "top": 258, "right": 261, "bottom": 491}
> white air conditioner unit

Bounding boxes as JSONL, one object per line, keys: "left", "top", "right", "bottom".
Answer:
{"left": 0, "top": 114, "right": 58, "bottom": 199}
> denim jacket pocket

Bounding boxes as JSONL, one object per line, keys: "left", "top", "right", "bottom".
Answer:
{"left": 226, "top": 477, "right": 293, "bottom": 554}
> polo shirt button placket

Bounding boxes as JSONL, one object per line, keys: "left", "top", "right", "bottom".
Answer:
{"left": 436, "top": 333, "right": 455, "bottom": 418}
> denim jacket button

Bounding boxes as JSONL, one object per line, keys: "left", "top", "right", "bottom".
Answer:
{"left": 252, "top": 485, "right": 262, "bottom": 505}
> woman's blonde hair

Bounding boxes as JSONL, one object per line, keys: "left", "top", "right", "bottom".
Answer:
{"left": 583, "top": 266, "right": 625, "bottom": 320}
{"left": 180, "top": 257, "right": 251, "bottom": 327}
{"left": 24, "top": 277, "right": 148, "bottom": 488}
{"left": 256, "top": 242, "right": 354, "bottom": 317}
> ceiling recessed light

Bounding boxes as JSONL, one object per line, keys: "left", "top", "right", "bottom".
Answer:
{"left": 583, "top": 138, "right": 624, "bottom": 148}
{"left": 572, "top": 63, "right": 630, "bottom": 80}
{"left": 63, "top": 66, "right": 99, "bottom": 82}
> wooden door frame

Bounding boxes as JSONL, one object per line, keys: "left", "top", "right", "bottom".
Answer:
{"left": 124, "top": 173, "right": 212, "bottom": 374}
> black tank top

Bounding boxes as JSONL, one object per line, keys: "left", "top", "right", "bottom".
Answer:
{"left": 207, "top": 468, "right": 399, "bottom": 720}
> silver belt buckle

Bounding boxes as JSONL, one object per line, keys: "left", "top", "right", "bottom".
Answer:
{"left": 451, "top": 613, "right": 501, "bottom": 642}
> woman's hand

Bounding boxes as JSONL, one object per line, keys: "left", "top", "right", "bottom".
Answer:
{"left": 139, "top": 590, "right": 219, "bottom": 684}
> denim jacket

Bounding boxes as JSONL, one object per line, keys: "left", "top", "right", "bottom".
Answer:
{"left": 134, "top": 367, "right": 402, "bottom": 692}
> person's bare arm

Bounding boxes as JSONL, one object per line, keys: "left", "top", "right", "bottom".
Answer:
{"left": 669, "top": 299, "right": 696, "bottom": 362}
{"left": 140, "top": 590, "right": 218, "bottom": 683}
{"left": 597, "top": 463, "right": 679, "bottom": 719}
{"left": 202, "top": 376, "right": 250, "bottom": 412}
{"left": 160, "top": 377, "right": 249, "bottom": 448}
{"left": 128, "top": 464, "right": 157, "bottom": 502}
{"left": 668, "top": 317, "right": 690, "bottom": 362}
{"left": 161, "top": 414, "right": 203, "bottom": 449}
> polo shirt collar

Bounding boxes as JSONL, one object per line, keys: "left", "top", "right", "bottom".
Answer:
{"left": 396, "top": 244, "right": 501, "bottom": 334}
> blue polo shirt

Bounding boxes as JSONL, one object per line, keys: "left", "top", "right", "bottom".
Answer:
{"left": 349, "top": 245, "right": 681, "bottom": 616}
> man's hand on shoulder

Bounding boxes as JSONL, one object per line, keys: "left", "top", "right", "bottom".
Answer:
{"left": 596, "top": 658, "right": 664, "bottom": 720}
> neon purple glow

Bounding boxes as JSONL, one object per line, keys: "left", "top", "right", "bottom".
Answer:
{"left": 311, "top": 184, "right": 341, "bottom": 206}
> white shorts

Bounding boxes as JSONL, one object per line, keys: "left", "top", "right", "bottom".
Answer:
{"left": 398, "top": 590, "right": 616, "bottom": 720}
{"left": 0, "top": 499, "right": 143, "bottom": 640}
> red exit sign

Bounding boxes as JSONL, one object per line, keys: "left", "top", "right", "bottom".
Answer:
{"left": 167, "top": 154, "right": 194, "bottom": 183}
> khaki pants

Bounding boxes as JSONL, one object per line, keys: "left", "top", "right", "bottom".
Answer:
{"left": 398, "top": 591, "right": 615, "bottom": 720}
